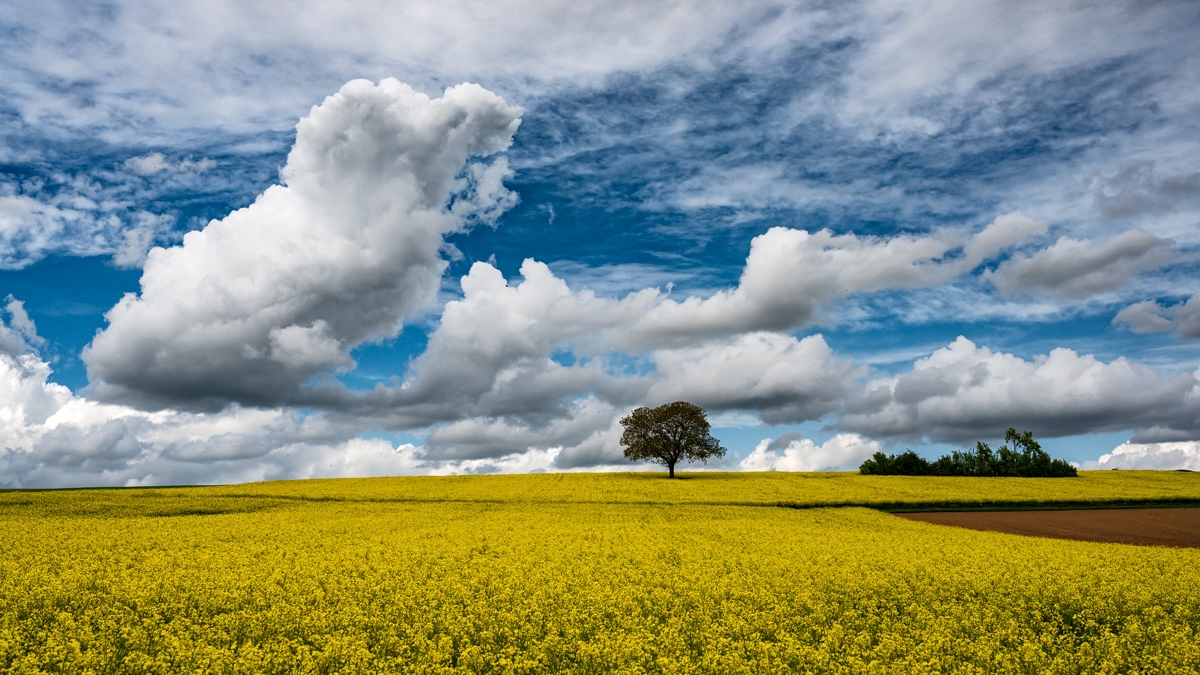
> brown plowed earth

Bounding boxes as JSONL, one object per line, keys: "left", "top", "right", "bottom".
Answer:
{"left": 896, "top": 508, "right": 1200, "bottom": 548}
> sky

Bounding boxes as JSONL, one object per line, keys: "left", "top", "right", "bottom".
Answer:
{"left": 2, "top": 0, "right": 1200, "bottom": 487}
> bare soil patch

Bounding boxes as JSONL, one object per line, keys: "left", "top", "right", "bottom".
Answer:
{"left": 897, "top": 507, "right": 1200, "bottom": 548}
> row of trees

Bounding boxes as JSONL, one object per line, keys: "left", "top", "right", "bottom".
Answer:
{"left": 618, "top": 402, "right": 1076, "bottom": 480}
{"left": 859, "top": 428, "right": 1077, "bottom": 477}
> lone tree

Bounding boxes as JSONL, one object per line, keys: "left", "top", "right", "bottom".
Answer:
{"left": 620, "top": 401, "right": 726, "bottom": 478}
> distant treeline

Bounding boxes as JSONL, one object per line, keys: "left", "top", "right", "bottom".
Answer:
{"left": 860, "top": 428, "right": 1077, "bottom": 477}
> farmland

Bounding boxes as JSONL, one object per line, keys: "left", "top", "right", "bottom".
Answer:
{"left": 2, "top": 472, "right": 1199, "bottom": 673}
{"left": 898, "top": 507, "right": 1200, "bottom": 548}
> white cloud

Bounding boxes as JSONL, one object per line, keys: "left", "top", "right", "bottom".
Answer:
{"left": 0, "top": 303, "right": 63, "bottom": 450}
{"left": 0, "top": 184, "right": 175, "bottom": 270}
{"left": 0, "top": 354, "right": 74, "bottom": 454}
{"left": 1086, "top": 161, "right": 1200, "bottom": 219}
{"left": 631, "top": 213, "right": 1045, "bottom": 345}
{"left": 647, "top": 333, "right": 860, "bottom": 424}
{"left": 1113, "top": 300, "right": 1178, "bottom": 335}
{"left": 663, "top": 163, "right": 845, "bottom": 212}
{"left": 838, "top": 336, "right": 1200, "bottom": 443}
{"left": 424, "top": 447, "right": 564, "bottom": 476}
{"left": 387, "top": 260, "right": 650, "bottom": 426}
{"left": 449, "top": 158, "right": 519, "bottom": 226}
{"left": 84, "top": 79, "right": 522, "bottom": 410}
{"left": 0, "top": 296, "right": 45, "bottom": 356}
{"left": 124, "top": 153, "right": 216, "bottom": 175}
{"left": 1091, "top": 441, "right": 1200, "bottom": 471}
{"left": 125, "top": 153, "right": 170, "bottom": 175}
{"left": 740, "top": 432, "right": 881, "bottom": 472}
{"left": 267, "top": 321, "right": 354, "bottom": 373}
{"left": 983, "top": 229, "right": 1173, "bottom": 298}
{"left": 423, "top": 396, "right": 624, "bottom": 464}
{"left": 113, "top": 211, "right": 176, "bottom": 268}
{"left": 547, "top": 260, "right": 710, "bottom": 298}
{"left": 1114, "top": 292, "right": 1200, "bottom": 341}
{"left": 1, "top": 335, "right": 586, "bottom": 487}
{"left": 0, "top": 337, "right": 433, "bottom": 487}
{"left": 960, "top": 212, "right": 1050, "bottom": 263}
{"left": 0, "top": 195, "right": 77, "bottom": 269}
{"left": 1177, "top": 296, "right": 1200, "bottom": 340}
{"left": 551, "top": 422, "right": 629, "bottom": 470}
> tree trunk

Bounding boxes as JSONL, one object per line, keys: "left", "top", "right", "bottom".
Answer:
{"left": 668, "top": 462, "right": 675, "bottom": 478}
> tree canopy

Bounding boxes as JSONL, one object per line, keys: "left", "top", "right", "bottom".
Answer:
{"left": 859, "top": 428, "right": 1077, "bottom": 477}
{"left": 620, "top": 402, "right": 726, "bottom": 478}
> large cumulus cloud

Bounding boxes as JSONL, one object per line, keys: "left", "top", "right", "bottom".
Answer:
{"left": 84, "top": 79, "right": 522, "bottom": 410}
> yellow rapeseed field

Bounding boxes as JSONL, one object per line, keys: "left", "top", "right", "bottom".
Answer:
{"left": 1, "top": 472, "right": 1198, "bottom": 673}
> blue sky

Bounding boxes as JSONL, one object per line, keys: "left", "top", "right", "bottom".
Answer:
{"left": 2, "top": 0, "right": 1200, "bottom": 487}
